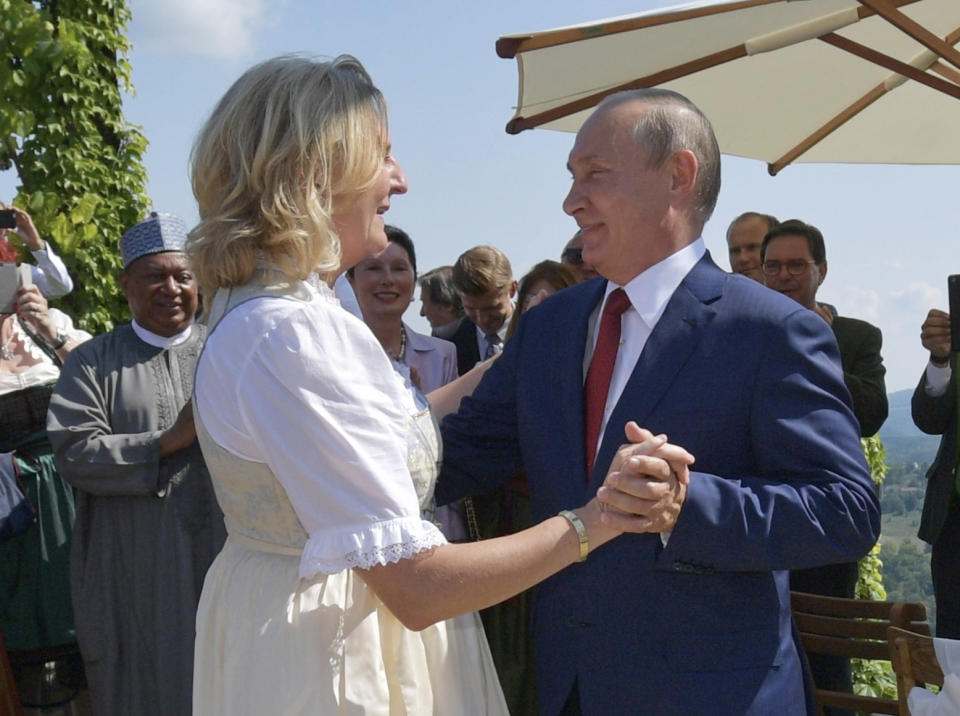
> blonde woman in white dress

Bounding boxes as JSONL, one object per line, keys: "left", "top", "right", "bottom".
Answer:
{"left": 186, "top": 54, "right": 692, "bottom": 715}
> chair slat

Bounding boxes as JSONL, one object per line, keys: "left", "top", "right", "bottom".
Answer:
{"left": 790, "top": 590, "right": 932, "bottom": 716}
{"left": 888, "top": 626, "right": 945, "bottom": 714}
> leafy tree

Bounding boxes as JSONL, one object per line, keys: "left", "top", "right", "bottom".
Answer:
{"left": 0, "top": 0, "right": 149, "bottom": 333}
{"left": 853, "top": 436, "right": 898, "bottom": 700}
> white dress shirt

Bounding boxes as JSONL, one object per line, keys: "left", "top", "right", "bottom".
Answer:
{"left": 476, "top": 321, "right": 508, "bottom": 359}
{"left": 583, "top": 238, "right": 706, "bottom": 454}
{"left": 131, "top": 319, "right": 193, "bottom": 348}
{"left": 29, "top": 242, "right": 73, "bottom": 298}
{"left": 924, "top": 360, "right": 953, "bottom": 397}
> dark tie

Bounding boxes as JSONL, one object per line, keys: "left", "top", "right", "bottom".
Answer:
{"left": 484, "top": 333, "right": 502, "bottom": 359}
{"left": 584, "top": 288, "right": 631, "bottom": 477}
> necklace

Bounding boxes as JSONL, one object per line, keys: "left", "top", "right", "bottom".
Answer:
{"left": 386, "top": 324, "right": 407, "bottom": 363}
{"left": 1, "top": 316, "right": 15, "bottom": 361}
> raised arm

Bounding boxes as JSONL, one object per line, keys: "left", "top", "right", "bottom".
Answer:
{"left": 0, "top": 204, "right": 73, "bottom": 298}
{"left": 912, "top": 308, "right": 955, "bottom": 435}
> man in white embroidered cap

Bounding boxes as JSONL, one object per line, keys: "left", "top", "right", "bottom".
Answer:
{"left": 46, "top": 211, "right": 226, "bottom": 716}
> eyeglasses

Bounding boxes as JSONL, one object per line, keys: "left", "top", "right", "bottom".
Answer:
{"left": 762, "top": 260, "right": 817, "bottom": 276}
{"left": 562, "top": 248, "right": 583, "bottom": 265}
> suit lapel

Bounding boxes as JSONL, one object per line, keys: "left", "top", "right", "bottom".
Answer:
{"left": 589, "top": 255, "right": 724, "bottom": 486}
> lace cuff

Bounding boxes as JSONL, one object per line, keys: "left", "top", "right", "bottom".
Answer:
{"left": 299, "top": 515, "right": 447, "bottom": 579}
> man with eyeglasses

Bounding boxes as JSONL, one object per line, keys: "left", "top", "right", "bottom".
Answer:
{"left": 560, "top": 230, "right": 598, "bottom": 281}
{"left": 761, "top": 219, "right": 887, "bottom": 437}
{"left": 761, "top": 218, "right": 887, "bottom": 715}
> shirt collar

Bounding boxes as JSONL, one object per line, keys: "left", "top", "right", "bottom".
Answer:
{"left": 474, "top": 321, "right": 508, "bottom": 344}
{"left": 603, "top": 238, "right": 705, "bottom": 327}
{"left": 131, "top": 319, "right": 193, "bottom": 349}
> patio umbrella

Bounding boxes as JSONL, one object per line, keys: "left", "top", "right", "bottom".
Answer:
{"left": 497, "top": 0, "right": 960, "bottom": 174}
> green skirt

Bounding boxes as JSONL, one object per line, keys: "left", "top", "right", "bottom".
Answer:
{"left": 0, "top": 430, "right": 76, "bottom": 651}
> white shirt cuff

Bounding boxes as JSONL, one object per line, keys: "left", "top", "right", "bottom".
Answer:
{"left": 924, "top": 361, "right": 952, "bottom": 397}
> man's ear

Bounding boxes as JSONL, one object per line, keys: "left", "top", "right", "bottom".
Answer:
{"left": 119, "top": 270, "right": 130, "bottom": 296}
{"left": 818, "top": 261, "right": 828, "bottom": 286}
{"left": 670, "top": 149, "right": 698, "bottom": 199}
{"left": 508, "top": 280, "right": 518, "bottom": 299}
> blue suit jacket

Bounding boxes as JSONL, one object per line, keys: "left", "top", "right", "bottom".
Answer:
{"left": 438, "top": 253, "right": 880, "bottom": 716}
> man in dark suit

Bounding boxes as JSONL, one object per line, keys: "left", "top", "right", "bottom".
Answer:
{"left": 912, "top": 307, "right": 960, "bottom": 638}
{"left": 436, "top": 313, "right": 480, "bottom": 376}
{"left": 447, "top": 245, "right": 516, "bottom": 376}
{"left": 438, "top": 89, "right": 879, "bottom": 715}
{"left": 761, "top": 219, "right": 888, "bottom": 438}
{"left": 761, "top": 220, "right": 887, "bottom": 712}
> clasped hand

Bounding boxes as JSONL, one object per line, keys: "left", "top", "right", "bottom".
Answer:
{"left": 597, "top": 421, "right": 695, "bottom": 534}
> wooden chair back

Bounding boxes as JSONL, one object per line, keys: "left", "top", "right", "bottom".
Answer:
{"left": 888, "top": 626, "right": 945, "bottom": 715}
{"left": 790, "top": 590, "right": 930, "bottom": 715}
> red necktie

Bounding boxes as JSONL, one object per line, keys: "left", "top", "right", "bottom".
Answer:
{"left": 584, "top": 288, "right": 631, "bottom": 477}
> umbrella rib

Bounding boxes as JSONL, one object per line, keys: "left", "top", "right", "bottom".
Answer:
{"left": 496, "top": 0, "right": 921, "bottom": 58}
{"left": 501, "top": 0, "right": 927, "bottom": 135}
{"left": 857, "top": 0, "right": 960, "bottom": 72}
{"left": 769, "top": 29, "right": 960, "bottom": 175}
{"left": 496, "top": 0, "right": 780, "bottom": 59}
{"left": 930, "top": 60, "right": 960, "bottom": 86}
{"left": 505, "top": 45, "right": 748, "bottom": 134}
{"left": 819, "top": 33, "right": 960, "bottom": 100}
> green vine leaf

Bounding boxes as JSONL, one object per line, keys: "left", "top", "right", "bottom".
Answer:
{"left": 2, "top": 0, "right": 150, "bottom": 334}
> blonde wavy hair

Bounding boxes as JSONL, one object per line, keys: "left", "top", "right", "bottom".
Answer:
{"left": 187, "top": 54, "right": 387, "bottom": 294}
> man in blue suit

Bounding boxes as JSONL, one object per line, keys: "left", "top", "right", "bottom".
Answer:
{"left": 437, "top": 89, "right": 880, "bottom": 715}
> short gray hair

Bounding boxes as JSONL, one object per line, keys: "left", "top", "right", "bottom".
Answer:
{"left": 598, "top": 89, "right": 721, "bottom": 226}
{"left": 419, "top": 266, "right": 462, "bottom": 314}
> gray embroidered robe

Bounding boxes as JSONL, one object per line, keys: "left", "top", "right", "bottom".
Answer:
{"left": 46, "top": 323, "right": 225, "bottom": 716}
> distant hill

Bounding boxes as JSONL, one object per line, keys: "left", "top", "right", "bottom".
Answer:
{"left": 878, "top": 389, "right": 941, "bottom": 465}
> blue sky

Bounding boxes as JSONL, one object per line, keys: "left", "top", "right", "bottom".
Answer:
{"left": 2, "top": 0, "right": 958, "bottom": 391}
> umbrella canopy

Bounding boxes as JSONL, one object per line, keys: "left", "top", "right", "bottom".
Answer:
{"left": 497, "top": 0, "right": 960, "bottom": 174}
